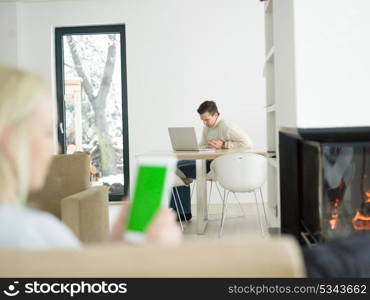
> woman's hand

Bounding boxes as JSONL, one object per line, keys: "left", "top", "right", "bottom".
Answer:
{"left": 145, "top": 208, "right": 183, "bottom": 246}
{"left": 110, "top": 200, "right": 130, "bottom": 242}
{"left": 110, "top": 199, "right": 182, "bottom": 246}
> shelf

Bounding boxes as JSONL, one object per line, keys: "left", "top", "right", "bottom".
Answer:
{"left": 268, "top": 157, "right": 277, "bottom": 168}
{"left": 265, "top": 46, "right": 275, "bottom": 64}
{"left": 266, "top": 112, "right": 276, "bottom": 151}
{"left": 263, "top": 46, "right": 274, "bottom": 76}
{"left": 264, "top": 0, "right": 280, "bottom": 226}
{"left": 266, "top": 104, "right": 276, "bottom": 113}
{"left": 265, "top": 0, "right": 273, "bottom": 14}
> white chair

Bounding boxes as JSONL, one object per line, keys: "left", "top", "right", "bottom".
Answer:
{"left": 205, "top": 171, "right": 224, "bottom": 211}
{"left": 172, "top": 174, "right": 189, "bottom": 231}
{"left": 177, "top": 165, "right": 223, "bottom": 224}
{"left": 189, "top": 170, "right": 224, "bottom": 210}
{"left": 211, "top": 153, "right": 269, "bottom": 238}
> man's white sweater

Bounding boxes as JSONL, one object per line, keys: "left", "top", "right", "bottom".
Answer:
{"left": 199, "top": 116, "right": 253, "bottom": 149}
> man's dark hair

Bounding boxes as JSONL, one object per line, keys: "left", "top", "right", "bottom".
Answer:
{"left": 197, "top": 100, "right": 219, "bottom": 115}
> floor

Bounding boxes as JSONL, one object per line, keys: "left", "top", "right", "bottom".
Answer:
{"left": 183, "top": 203, "right": 270, "bottom": 241}
{"left": 109, "top": 202, "right": 272, "bottom": 241}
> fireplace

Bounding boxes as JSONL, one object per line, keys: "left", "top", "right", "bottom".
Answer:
{"left": 279, "top": 127, "right": 370, "bottom": 245}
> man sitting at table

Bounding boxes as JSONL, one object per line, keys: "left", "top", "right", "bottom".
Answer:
{"left": 170, "top": 100, "right": 253, "bottom": 221}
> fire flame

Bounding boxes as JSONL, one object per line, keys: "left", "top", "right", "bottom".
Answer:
{"left": 351, "top": 190, "right": 370, "bottom": 230}
{"left": 352, "top": 210, "right": 370, "bottom": 230}
{"left": 329, "top": 190, "right": 370, "bottom": 231}
{"left": 329, "top": 198, "right": 340, "bottom": 230}
{"left": 365, "top": 191, "right": 370, "bottom": 203}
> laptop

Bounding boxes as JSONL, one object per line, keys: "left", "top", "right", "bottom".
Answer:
{"left": 168, "top": 127, "right": 214, "bottom": 151}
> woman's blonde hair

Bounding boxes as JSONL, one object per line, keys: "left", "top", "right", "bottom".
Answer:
{"left": 0, "top": 65, "right": 48, "bottom": 205}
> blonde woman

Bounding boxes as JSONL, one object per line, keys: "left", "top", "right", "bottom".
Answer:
{"left": 0, "top": 65, "right": 181, "bottom": 249}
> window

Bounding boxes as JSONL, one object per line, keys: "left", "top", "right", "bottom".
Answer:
{"left": 55, "top": 25, "right": 129, "bottom": 200}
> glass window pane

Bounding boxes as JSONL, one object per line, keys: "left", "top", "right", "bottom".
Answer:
{"left": 62, "top": 33, "right": 125, "bottom": 196}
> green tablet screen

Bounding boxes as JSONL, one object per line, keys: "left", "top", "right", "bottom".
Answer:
{"left": 126, "top": 165, "right": 167, "bottom": 233}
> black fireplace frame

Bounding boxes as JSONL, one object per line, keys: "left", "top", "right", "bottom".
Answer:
{"left": 279, "top": 127, "right": 370, "bottom": 245}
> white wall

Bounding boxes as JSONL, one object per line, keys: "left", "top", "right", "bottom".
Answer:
{"left": 0, "top": 0, "right": 266, "bottom": 191}
{"left": 294, "top": 0, "right": 370, "bottom": 127}
{"left": 0, "top": 2, "right": 18, "bottom": 67}
{"left": 274, "top": 0, "right": 297, "bottom": 128}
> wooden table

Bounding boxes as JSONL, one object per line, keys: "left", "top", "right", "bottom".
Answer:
{"left": 143, "top": 149, "right": 266, "bottom": 234}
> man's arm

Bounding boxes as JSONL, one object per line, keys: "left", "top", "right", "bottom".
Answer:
{"left": 223, "top": 122, "right": 253, "bottom": 149}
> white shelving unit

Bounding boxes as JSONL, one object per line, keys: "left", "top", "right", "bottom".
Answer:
{"left": 267, "top": 157, "right": 277, "bottom": 168}
{"left": 263, "top": 0, "right": 279, "bottom": 227}
{"left": 266, "top": 104, "right": 276, "bottom": 113}
{"left": 262, "top": 0, "right": 363, "bottom": 231}
{"left": 265, "top": 46, "right": 275, "bottom": 64}
{"left": 265, "top": 0, "right": 273, "bottom": 13}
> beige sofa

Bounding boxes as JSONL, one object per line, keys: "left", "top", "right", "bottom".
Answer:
{"left": 28, "top": 153, "right": 109, "bottom": 244}
{"left": 0, "top": 236, "right": 306, "bottom": 277}
{"left": 4, "top": 153, "right": 305, "bottom": 277}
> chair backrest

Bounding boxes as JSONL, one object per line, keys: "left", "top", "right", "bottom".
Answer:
{"left": 212, "top": 153, "right": 267, "bottom": 193}
{"left": 28, "top": 153, "right": 91, "bottom": 218}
